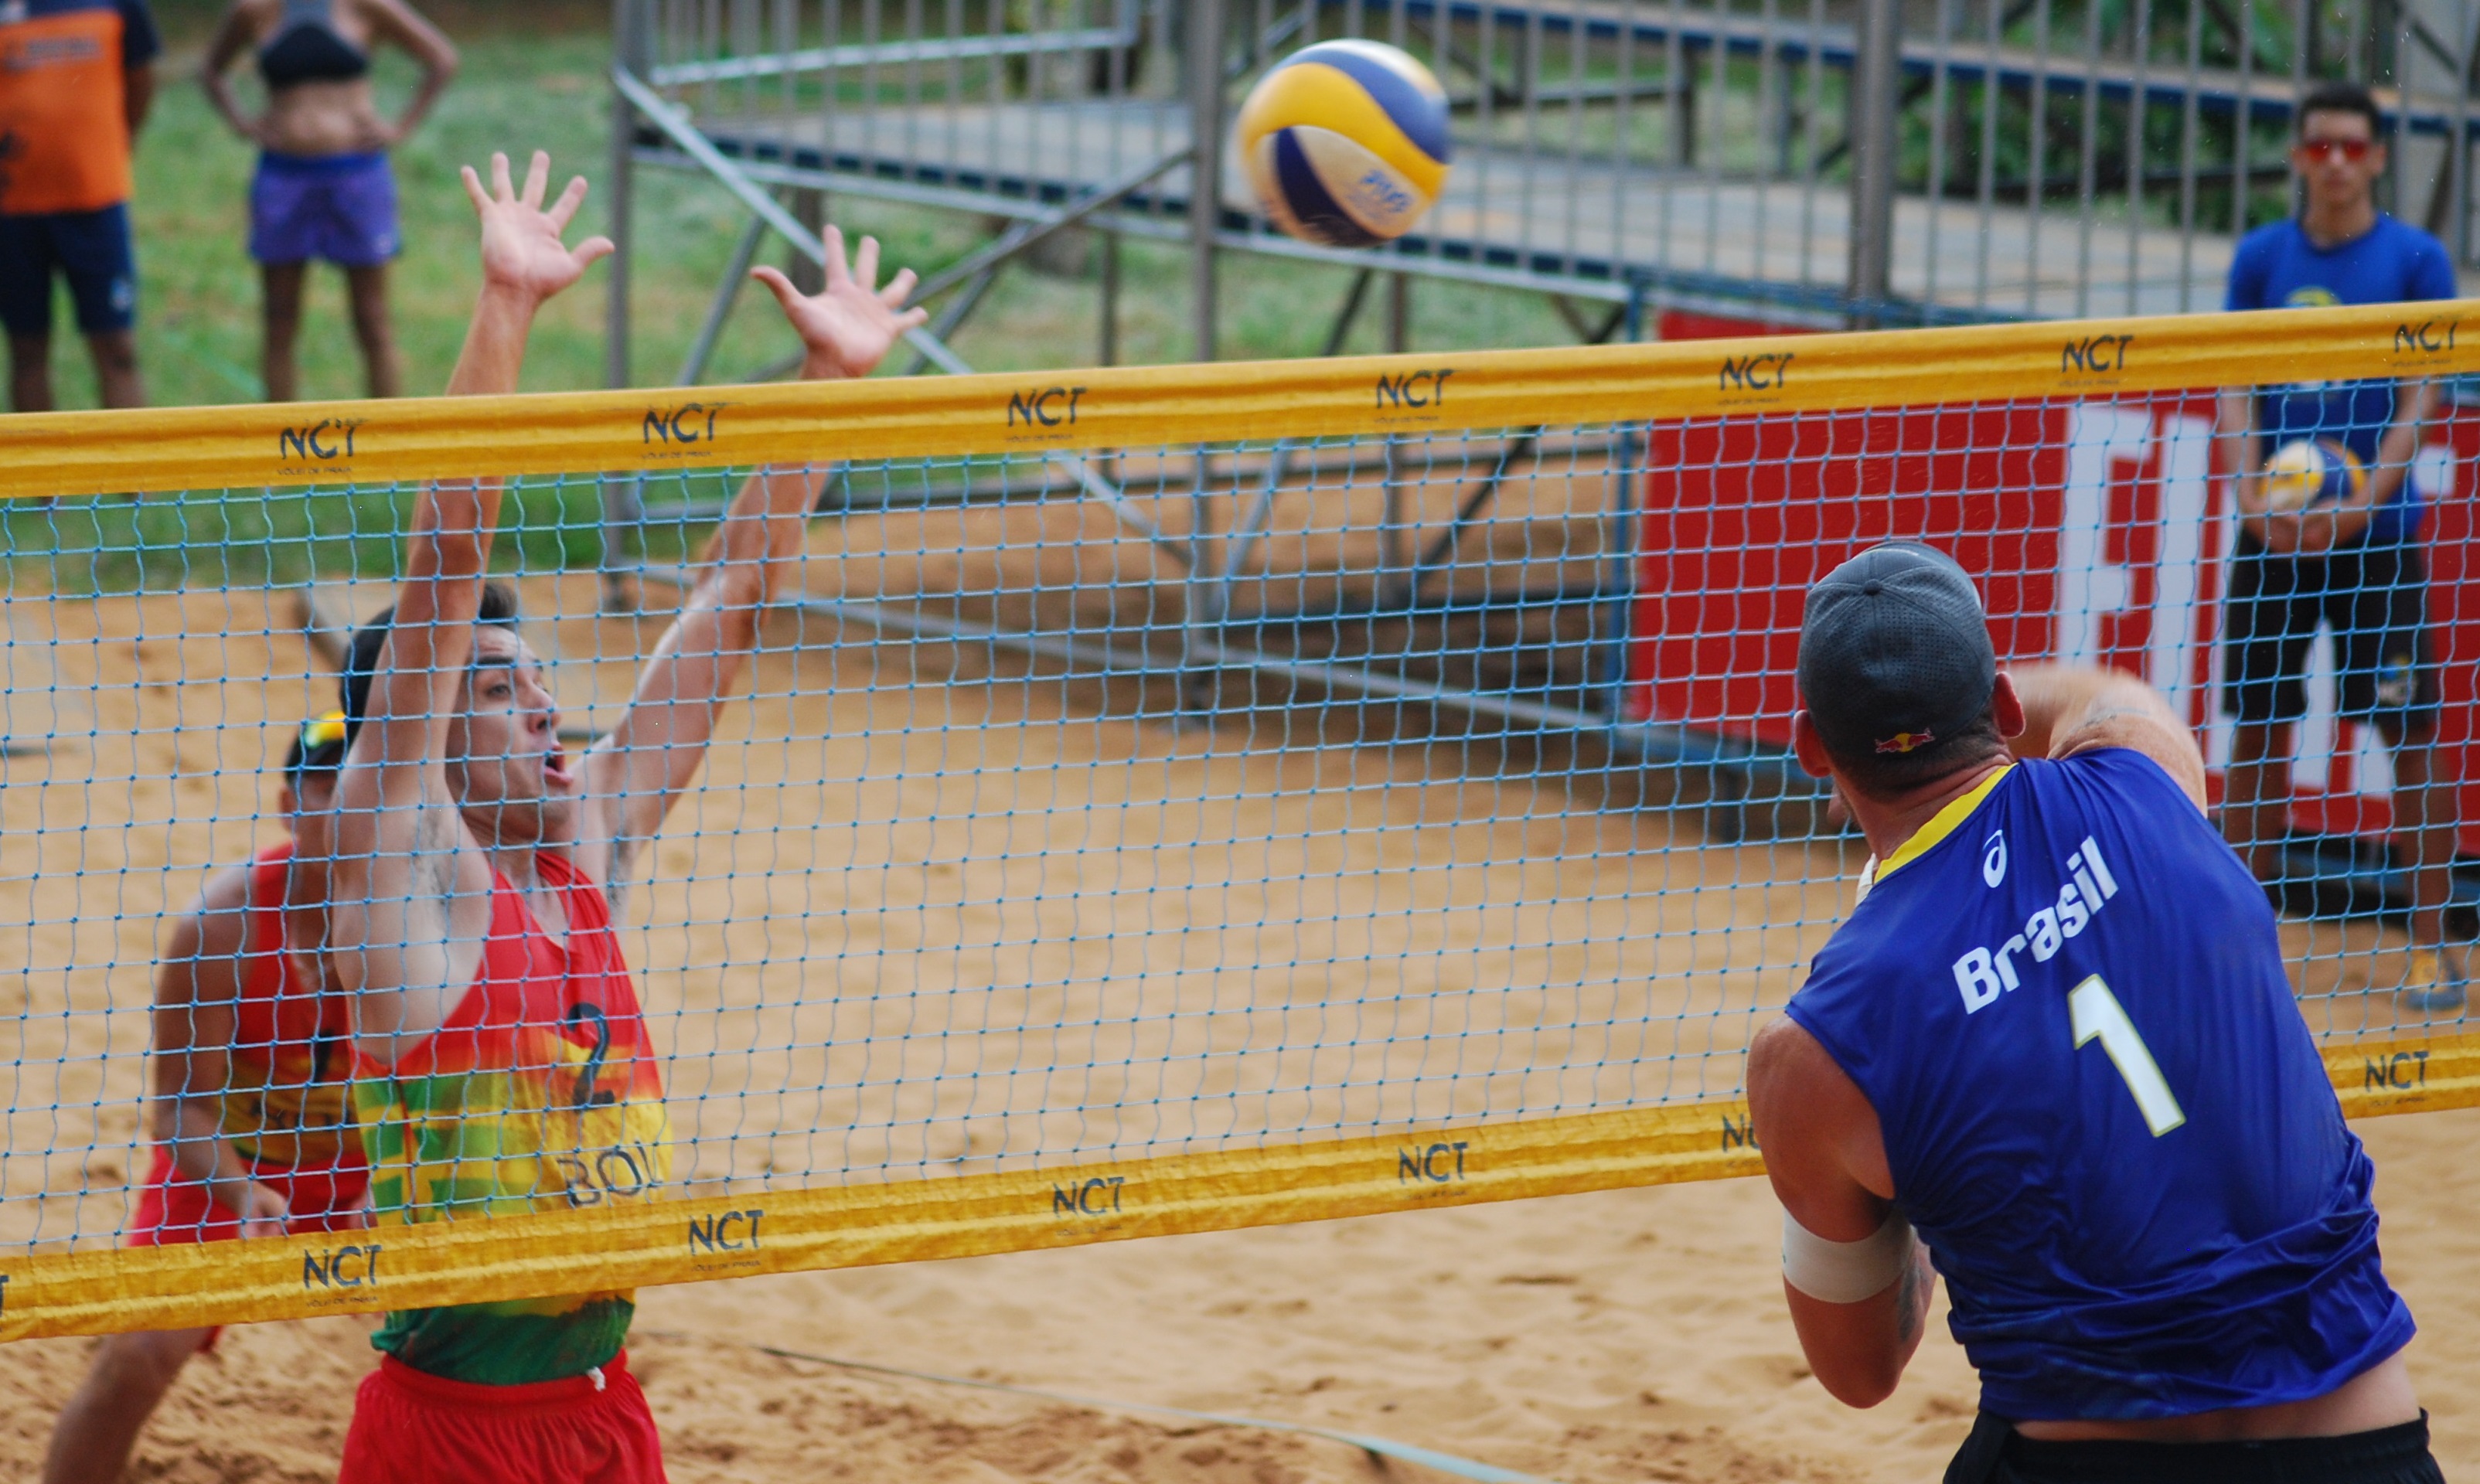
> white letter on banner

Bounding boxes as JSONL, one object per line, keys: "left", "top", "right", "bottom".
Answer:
{"left": 2293, "top": 628, "right": 2341, "bottom": 795}
{"left": 2056, "top": 404, "right": 2154, "bottom": 666}
{"left": 2149, "top": 415, "right": 2212, "bottom": 723}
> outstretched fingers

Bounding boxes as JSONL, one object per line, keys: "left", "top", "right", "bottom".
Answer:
{"left": 879, "top": 266, "right": 919, "bottom": 308}
{"left": 520, "top": 148, "right": 552, "bottom": 209}
{"left": 571, "top": 235, "right": 618, "bottom": 270}
{"left": 848, "top": 230, "right": 880, "bottom": 294}
{"left": 460, "top": 163, "right": 490, "bottom": 214}
{"left": 546, "top": 174, "right": 591, "bottom": 233}
{"left": 822, "top": 224, "right": 854, "bottom": 292}
{"left": 488, "top": 150, "right": 515, "bottom": 203}
{"left": 748, "top": 264, "right": 804, "bottom": 313}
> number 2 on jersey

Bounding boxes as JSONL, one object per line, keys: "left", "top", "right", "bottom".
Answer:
{"left": 2069, "top": 975, "right": 2187, "bottom": 1136}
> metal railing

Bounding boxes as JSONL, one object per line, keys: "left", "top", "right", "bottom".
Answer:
{"left": 600, "top": 0, "right": 2480, "bottom": 912}
{"left": 611, "top": 0, "right": 2480, "bottom": 371}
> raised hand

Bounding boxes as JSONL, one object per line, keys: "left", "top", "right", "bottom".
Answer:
{"left": 750, "top": 226, "right": 930, "bottom": 382}
{"left": 459, "top": 150, "right": 615, "bottom": 308}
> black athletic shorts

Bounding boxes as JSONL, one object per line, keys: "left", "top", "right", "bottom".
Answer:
{"left": 1947, "top": 1413, "right": 2444, "bottom": 1484}
{"left": 2220, "top": 533, "right": 2441, "bottom": 731}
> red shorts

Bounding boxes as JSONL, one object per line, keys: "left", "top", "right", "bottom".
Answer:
{"left": 124, "top": 1147, "right": 370, "bottom": 1247}
{"left": 340, "top": 1352, "right": 667, "bottom": 1484}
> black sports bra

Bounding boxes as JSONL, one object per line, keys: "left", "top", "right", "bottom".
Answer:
{"left": 258, "top": 0, "right": 370, "bottom": 88}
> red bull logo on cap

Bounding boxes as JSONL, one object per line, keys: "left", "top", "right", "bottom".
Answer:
{"left": 1875, "top": 729, "right": 1936, "bottom": 754}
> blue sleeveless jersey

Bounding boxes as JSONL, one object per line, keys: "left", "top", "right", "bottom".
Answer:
{"left": 1785, "top": 749, "right": 2411, "bottom": 1421}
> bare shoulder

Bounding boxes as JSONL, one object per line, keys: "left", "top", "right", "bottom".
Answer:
{"left": 1749, "top": 1015, "right": 1858, "bottom": 1118}
{"left": 1748, "top": 1013, "right": 1892, "bottom": 1201}
{"left": 158, "top": 862, "right": 254, "bottom": 1006}
{"left": 2008, "top": 662, "right": 2202, "bottom": 810}
{"left": 2040, "top": 671, "right": 2207, "bottom": 813}
{"left": 359, "top": 0, "right": 451, "bottom": 44}
{"left": 204, "top": 0, "right": 280, "bottom": 53}
{"left": 189, "top": 861, "right": 255, "bottom": 948}
{"left": 1748, "top": 1015, "right": 1875, "bottom": 1150}
{"left": 2056, "top": 713, "right": 2207, "bottom": 814}
{"left": 226, "top": 0, "right": 283, "bottom": 31}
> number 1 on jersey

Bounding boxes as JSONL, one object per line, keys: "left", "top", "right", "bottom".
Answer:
{"left": 2069, "top": 975, "right": 2186, "bottom": 1136}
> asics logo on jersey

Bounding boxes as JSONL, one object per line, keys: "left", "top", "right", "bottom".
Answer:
{"left": 1950, "top": 836, "right": 2122, "bottom": 1013}
{"left": 1981, "top": 832, "right": 2007, "bottom": 887}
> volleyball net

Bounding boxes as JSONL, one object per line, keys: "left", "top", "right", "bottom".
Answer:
{"left": 5, "top": 299, "right": 2480, "bottom": 1340}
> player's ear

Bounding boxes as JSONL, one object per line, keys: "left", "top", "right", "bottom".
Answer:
{"left": 1790, "top": 710, "right": 1836, "bottom": 781}
{"left": 278, "top": 785, "right": 300, "bottom": 818}
{"left": 1990, "top": 672, "right": 2026, "bottom": 740}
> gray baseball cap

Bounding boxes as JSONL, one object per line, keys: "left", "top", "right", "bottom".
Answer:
{"left": 1796, "top": 542, "right": 1996, "bottom": 761}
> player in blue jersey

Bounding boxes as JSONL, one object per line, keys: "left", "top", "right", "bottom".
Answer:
{"left": 2216, "top": 79, "right": 2467, "bottom": 1009}
{"left": 1749, "top": 543, "right": 2435, "bottom": 1483}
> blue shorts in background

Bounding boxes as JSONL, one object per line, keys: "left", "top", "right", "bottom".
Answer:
{"left": 250, "top": 151, "right": 400, "bottom": 268}
{"left": 0, "top": 203, "right": 138, "bottom": 336}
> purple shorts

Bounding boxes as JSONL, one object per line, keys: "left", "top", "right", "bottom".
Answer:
{"left": 250, "top": 151, "right": 399, "bottom": 267}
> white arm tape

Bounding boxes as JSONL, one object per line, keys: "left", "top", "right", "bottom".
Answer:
{"left": 1781, "top": 1207, "right": 1915, "bottom": 1304}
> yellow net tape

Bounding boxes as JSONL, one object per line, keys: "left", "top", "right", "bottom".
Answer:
{"left": 3, "top": 300, "right": 2477, "bottom": 499}
{"left": 3, "top": 1032, "right": 2471, "bottom": 1341}
{"left": 6, "top": 300, "right": 2476, "bottom": 1340}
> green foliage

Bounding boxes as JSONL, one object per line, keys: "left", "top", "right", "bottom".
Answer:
{"left": 1896, "top": 0, "right": 2390, "bottom": 235}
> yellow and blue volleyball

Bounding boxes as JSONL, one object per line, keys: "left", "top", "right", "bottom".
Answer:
{"left": 2260, "top": 438, "right": 2366, "bottom": 512}
{"left": 1236, "top": 40, "right": 1453, "bottom": 248}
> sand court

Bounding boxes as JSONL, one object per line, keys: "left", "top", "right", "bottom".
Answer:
{"left": 0, "top": 566, "right": 2466, "bottom": 1480}
{"left": 0, "top": 559, "right": 1843, "bottom": 1232}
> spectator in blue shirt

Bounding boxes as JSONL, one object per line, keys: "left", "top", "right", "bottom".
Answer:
{"left": 2216, "top": 80, "right": 2467, "bottom": 1009}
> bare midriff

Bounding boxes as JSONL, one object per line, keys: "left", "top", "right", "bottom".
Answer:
{"left": 2013, "top": 1353, "right": 2419, "bottom": 1444}
{"left": 260, "top": 75, "right": 389, "bottom": 157}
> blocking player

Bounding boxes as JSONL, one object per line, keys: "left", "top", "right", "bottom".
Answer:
{"left": 324, "top": 150, "right": 921, "bottom": 1483}
{"left": 40, "top": 713, "right": 369, "bottom": 1484}
{"left": 1749, "top": 543, "right": 2433, "bottom": 1484}
{"left": 2216, "top": 79, "right": 2467, "bottom": 1009}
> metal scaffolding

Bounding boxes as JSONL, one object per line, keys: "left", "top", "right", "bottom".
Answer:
{"left": 601, "top": 0, "right": 2480, "bottom": 871}
{"left": 611, "top": 0, "right": 2480, "bottom": 361}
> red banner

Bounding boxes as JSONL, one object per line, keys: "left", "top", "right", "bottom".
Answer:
{"left": 1627, "top": 328, "right": 2480, "bottom": 850}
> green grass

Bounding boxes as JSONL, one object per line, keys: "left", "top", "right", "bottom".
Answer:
{"left": 33, "top": 15, "right": 1580, "bottom": 407}
{"left": 7, "top": 12, "right": 1586, "bottom": 591}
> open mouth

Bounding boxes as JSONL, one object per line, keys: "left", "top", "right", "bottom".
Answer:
{"left": 543, "top": 747, "right": 574, "bottom": 788}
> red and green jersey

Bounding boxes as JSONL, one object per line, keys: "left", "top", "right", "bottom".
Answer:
{"left": 353, "top": 849, "right": 671, "bottom": 1386}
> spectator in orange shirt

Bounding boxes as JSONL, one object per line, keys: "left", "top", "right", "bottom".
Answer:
{"left": 0, "top": 0, "right": 159, "bottom": 412}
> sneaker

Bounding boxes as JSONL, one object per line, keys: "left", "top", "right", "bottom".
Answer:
{"left": 2400, "top": 948, "right": 2469, "bottom": 1014}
